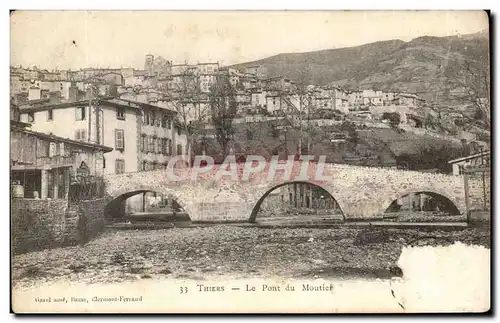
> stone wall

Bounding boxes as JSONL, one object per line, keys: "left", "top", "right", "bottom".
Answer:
{"left": 80, "top": 198, "right": 106, "bottom": 237}
{"left": 104, "top": 162, "right": 481, "bottom": 222}
{"left": 191, "top": 202, "right": 251, "bottom": 222}
{"left": 467, "top": 173, "right": 491, "bottom": 211}
{"left": 11, "top": 199, "right": 67, "bottom": 254}
{"left": 11, "top": 198, "right": 106, "bottom": 255}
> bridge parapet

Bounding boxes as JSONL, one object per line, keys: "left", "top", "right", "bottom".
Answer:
{"left": 103, "top": 161, "right": 469, "bottom": 222}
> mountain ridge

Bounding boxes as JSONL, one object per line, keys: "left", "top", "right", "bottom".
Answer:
{"left": 228, "top": 29, "right": 489, "bottom": 104}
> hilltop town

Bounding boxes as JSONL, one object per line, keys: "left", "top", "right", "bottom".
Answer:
{"left": 10, "top": 53, "right": 490, "bottom": 174}
{"left": 10, "top": 12, "right": 491, "bottom": 306}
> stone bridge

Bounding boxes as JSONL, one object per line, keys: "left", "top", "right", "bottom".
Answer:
{"left": 103, "top": 160, "right": 479, "bottom": 222}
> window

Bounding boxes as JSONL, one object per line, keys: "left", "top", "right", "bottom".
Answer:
{"left": 161, "top": 113, "right": 168, "bottom": 128}
{"left": 177, "top": 144, "right": 183, "bottom": 155}
{"left": 59, "top": 143, "right": 66, "bottom": 156}
{"left": 115, "top": 129, "right": 125, "bottom": 150}
{"left": 75, "top": 106, "right": 86, "bottom": 121}
{"left": 150, "top": 112, "right": 156, "bottom": 126}
{"left": 161, "top": 138, "right": 167, "bottom": 155}
{"left": 167, "top": 117, "right": 172, "bottom": 129}
{"left": 148, "top": 136, "right": 154, "bottom": 152}
{"left": 115, "top": 159, "right": 125, "bottom": 174}
{"left": 142, "top": 161, "right": 147, "bottom": 171}
{"left": 153, "top": 136, "right": 158, "bottom": 153}
{"left": 103, "top": 157, "right": 106, "bottom": 169}
{"left": 140, "top": 134, "right": 146, "bottom": 152}
{"left": 168, "top": 139, "right": 173, "bottom": 155}
{"left": 177, "top": 127, "right": 181, "bottom": 136}
{"left": 47, "top": 109, "right": 53, "bottom": 121}
{"left": 75, "top": 129, "right": 86, "bottom": 141}
{"left": 144, "top": 112, "right": 150, "bottom": 125}
{"left": 27, "top": 112, "right": 34, "bottom": 123}
{"left": 49, "top": 142, "right": 57, "bottom": 157}
{"left": 116, "top": 107, "right": 125, "bottom": 120}
{"left": 156, "top": 137, "right": 162, "bottom": 154}
{"left": 156, "top": 116, "right": 161, "bottom": 127}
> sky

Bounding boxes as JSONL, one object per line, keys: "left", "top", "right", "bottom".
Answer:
{"left": 10, "top": 10, "right": 488, "bottom": 70}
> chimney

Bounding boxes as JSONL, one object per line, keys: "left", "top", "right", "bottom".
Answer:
{"left": 68, "top": 82, "right": 79, "bottom": 102}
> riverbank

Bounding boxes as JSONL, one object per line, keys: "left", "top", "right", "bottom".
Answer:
{"left": 12, "top": 225, "right": 490, "bottom": 289}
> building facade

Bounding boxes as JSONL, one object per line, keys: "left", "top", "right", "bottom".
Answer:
{"left": 10, "top": 120, "right": 112, "bottom": 200}
{"left": 19, "top": 97, "right": 188, "bottom": 175}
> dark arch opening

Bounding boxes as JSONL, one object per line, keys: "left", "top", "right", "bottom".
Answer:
{"left": 384, "top": 191, "right": 461, "bottom": 221}
{"left": 249, "top": 181, "right": 344, "bottom": 224}
{"left": 105, "top": 190, "right": 191, "bottom": 224}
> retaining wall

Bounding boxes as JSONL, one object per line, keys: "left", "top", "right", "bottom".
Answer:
{"left": 11, "top": 198, "right": 106, "bottom": 254}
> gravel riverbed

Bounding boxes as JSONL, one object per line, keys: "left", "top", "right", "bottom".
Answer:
{"left": 12, "top": 225, "right": 490, "bottom": 289}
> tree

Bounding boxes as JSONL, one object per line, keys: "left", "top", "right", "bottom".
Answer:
{"left": 340, "top": 121, "right": 359, "bottom": 146}
{"left": 449, "top": 55, "right": 490, "bottom": 128}
{"left": 382, "top": 112, "right": 401, "bottom": 130}
{"left": 209, "top": 74, "right": 238, "bottom": 157}
{"left": 158, "top": 68, "right": 209, "bottom": 166}
{"left": 397, "top": 138, "right": 463, "bottom": 172}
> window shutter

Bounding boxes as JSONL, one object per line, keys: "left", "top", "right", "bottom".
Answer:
{"left": 49, "top": 142, "right": 56, "bottom": 157}
{"left": 114, "top": 130, "right": 124, "bottom": 150}
{"left": 59, "top": 143, "right": 65, "bottom": 156}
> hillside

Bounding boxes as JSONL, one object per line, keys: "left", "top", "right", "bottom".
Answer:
{"left": 230, "top": 29, "right": 489, "bottom": 105}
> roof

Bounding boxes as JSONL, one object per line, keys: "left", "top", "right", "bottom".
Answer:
{"left": 10, "top": 121, "right": 113, "bottom": 153}
{"left": 448, "top": 151, "right": 490, "bottom": 164}
{"left": 115, "top": 98, "right": 178, "bottom": 115}
{"left": 10, "top": 120, "right": 31, "bottom": 128}
{"left": 18, "top": 96, "right": 178, "bottom": 115}
{"left": 19, "top": 96, "right": 115, "bottom": 112}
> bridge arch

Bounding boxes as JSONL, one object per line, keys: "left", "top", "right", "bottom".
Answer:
{"left": 381, "top": 188, "right": 463, "bottom": 216}
{"left": 104, "top": 185, "right": 194, "bottom": 219}
{"left": 248, "top": 180, "right": 346, "bottom": 223}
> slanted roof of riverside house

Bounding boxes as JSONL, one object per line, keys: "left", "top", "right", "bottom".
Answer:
{"left": 448, "top": 151, "right": 490, "bottom": 164}
{"left": 10, "top": 120, "right": 31, "bottom": 128}
{"left": 10, "top": 120, "right": 113, "bottom": 153}
{"left": 25, "top": 98, "right": 50, "bottom": 105}
{"left": 18, "top": 96, "right": 115, "bottom": 112}
{"left": 18, "top": 96, "right": 178, "bottom": 115}
{"left": 114, "top": 98, "right": 178, "bottom": 115}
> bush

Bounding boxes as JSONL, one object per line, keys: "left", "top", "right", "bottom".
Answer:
{"left": 382, "top": 112, "right": 401, "bottom": 129}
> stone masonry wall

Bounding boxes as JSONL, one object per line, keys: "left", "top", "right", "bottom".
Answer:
{"left": 11, "top": 199, "right": 68, "bottom": 254}
{"left": 80, "top": 198, "right": 107, "bottom": 237}
{"left": 11, "top": 198, "right": 106, "bottom": 255}
{"left": 104, "top": 162, "right": 478, "bottom": 222}
{"left": 467, "top": 173, "right": 491, "bottom": 211}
